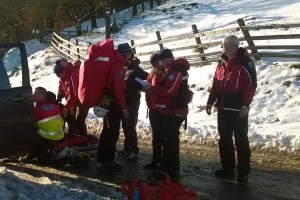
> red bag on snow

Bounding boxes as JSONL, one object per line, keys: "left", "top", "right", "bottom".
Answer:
{"left": 78, "top": 38, "right": 115, "bottom": 108}
{"left": 121, "top": 171, "right": 198, "bottom": 200}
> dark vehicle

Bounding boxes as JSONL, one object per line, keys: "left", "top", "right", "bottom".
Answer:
{"left": 0, "top": 43, "right": 38, "bottom": 158}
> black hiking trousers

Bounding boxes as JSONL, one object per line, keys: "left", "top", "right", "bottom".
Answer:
{"left": 148, "top": 109, "right": 163, "bottom": 163}
{"left": 161, "top": 114, "right": 185, "bottom": 180}
{"left": 97, "top": 102, "right": 123, "bottom": 164}
{"left": 217, "top": 109, "right": 251, "bottom": 176}
{"left": 121, "top": 99, "right": 140, "bottom": 154}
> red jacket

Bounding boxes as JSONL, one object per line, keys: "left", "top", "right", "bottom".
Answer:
{"left": 146, "top": 68, "right": 165, "bottom": 110}
{"left": 207, "top": 49, "right": 257, "bottom": 110}
{"left": 152, "top": 58, "right": 190, "bottom": 116}
{"left": 107, "top": 51, "right": 127, "bottom": 110}
{"left": 58, "top": 61, "right": 80, "bottom": 111}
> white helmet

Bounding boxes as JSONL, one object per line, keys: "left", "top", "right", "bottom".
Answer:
{"left": 93, "top": 106, "right": 109, "bottom": 118}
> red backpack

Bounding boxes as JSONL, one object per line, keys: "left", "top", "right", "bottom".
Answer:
{"left": 78, "top": 38, "right": 115, "bottom": 108}
{"left": 121, "top": 171, "right": 198, "bottom": 200}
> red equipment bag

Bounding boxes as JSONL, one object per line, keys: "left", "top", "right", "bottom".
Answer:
{"left": 78, "top": 38, "right": 115, "bottom": 108}
{"left": 121, "top": 171, "right": 198, "bottom": 200}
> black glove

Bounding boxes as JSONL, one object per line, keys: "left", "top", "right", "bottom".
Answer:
{"left": 206, "top": 104, "right": 212, "bottom": 115}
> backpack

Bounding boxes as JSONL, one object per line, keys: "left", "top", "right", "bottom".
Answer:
{"left": 170, "top": 65, "right": 194, "bottom": 130}
{"left": 121, "top": 171, "right": 198, "bottom": 200}
{"left": 78, "top": 38, "right": 115, "bottom": 108}
{"left": 170, "top": 65, "right": 194, "bottom": 110}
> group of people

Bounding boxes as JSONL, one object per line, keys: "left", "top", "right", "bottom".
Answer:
{"left": 28, "top": 34, "right": 257, "bottom": 183}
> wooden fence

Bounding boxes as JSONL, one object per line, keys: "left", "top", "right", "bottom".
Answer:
{"left": 51, "top": 18, "right": 300, "bottom": 67}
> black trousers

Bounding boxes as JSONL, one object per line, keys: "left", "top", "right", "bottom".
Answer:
{"left": 97, "top": 102, "right": 123, "bottom": 163}
{"left": 161, "top": 114, "right": 184, "bottom": 179}
{"left": 149, "top": 109, "right": 163, "bottom": 163}
{"left": 121, "top": 100, "right": 140, "bottom": 153}
{"left": 217, "top": 109, "right": 251, "bottom": 176}
{"left": 65, "top": 103, "right": 88, "bottom": 136}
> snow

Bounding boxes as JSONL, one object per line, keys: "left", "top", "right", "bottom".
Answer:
{"left": 1, "top": 0, "right": 300, "bottom": 199}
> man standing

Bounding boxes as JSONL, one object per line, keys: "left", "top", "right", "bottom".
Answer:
{"left": 53, "top": 58, "right": 89, "bottom": 136}
{"left": 144, "top": 49, "right": 190, "bottom": 181}
{"left": 206, "top": 34, "right": 257, "bottom": 183}
{"left": 117, "top": 43, "right": 148, "bottom": 161}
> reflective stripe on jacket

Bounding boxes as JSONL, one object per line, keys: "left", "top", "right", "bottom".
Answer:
{"left": 37, "top": 114, "right": 64, "bottom": 140}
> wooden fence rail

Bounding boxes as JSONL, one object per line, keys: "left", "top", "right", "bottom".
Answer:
{"left": 51, "top": 18, "right": 300, "bottom": 68}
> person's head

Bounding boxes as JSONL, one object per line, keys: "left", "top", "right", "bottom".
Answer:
{"left": 53, "top": 58, "right": 68, "bottom": 77}
{"left": 221, "top": 34, "right": 239, "bottom": 57}
{"left": 117, "top": 43, "right": 134, "bottom": 65}
{"left": 33, "top": 87, "right": 47, "bottom": 103}
{"left": 149, "top": 53, "right": 162, "bottom": 69}
{"left": 46, "top": 91, "right": 56, "bottom": 103}
{"left": 157, "top": 49, "right": 174, "bottom": 68}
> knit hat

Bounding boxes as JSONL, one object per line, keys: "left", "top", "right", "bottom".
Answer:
{"left": 223, "top": 34, "right": 240, "bottom": 47}
{"left": 117, "top": 43, "right": 132, "bottom": 55}
{"left": 53, "top": 59, "right": 65, "bottom": 74}
{"left": 157, "top": 49, "right": 174, "bottom": 60}
{"left": 149, "top": 53, "right": 159, "bottom": 65}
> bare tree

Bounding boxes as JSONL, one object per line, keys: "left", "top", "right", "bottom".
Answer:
{"left": 132, "top": 0, "right": 137, "bottom": 16}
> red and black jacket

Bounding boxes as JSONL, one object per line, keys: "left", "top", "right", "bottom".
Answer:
{"left": 152, "top": 58, "right": 190, "bottom": 116}
{"left": 207, "top": 48, "right": 257, "bottom": 110}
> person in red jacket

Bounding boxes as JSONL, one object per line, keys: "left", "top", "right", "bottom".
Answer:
{"left": 96, "top": 50, "right": 129, "bottom": 171}
{"left": 19, "top": 87, "right": 64, "bottom": 162}
{"left": 206, "top": 34, "right": 257, "bottom": 183}
{"left": 54, "top": 58, "right": 88, "bottom": 137}
{"left": 144, "top": 53, "right": 166, "bottom": 169}
{"left": 143, "top": 49, "right": 190, "bottom": 181}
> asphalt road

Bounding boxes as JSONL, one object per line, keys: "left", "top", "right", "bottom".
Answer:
{"left": 2, "top": 144, "right": 300, "bottom": 200}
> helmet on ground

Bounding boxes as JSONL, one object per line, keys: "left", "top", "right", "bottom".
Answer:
{"left": 93, "top": 106, "right": 109, "bottom": 118}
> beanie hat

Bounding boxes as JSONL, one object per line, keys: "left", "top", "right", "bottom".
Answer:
{"left": 53, "top": 59, "right": 65, "bottom": 74}
{"left": 223, "top": 34, "right": 240, "bottom": 47}
{"left": 117, "top": 43, "right": 132, "bottom": 55}
{"left": 157, "top": 49, "right": 174, "bottom": 60}
{"left": 149, "top": 53, "right": 159, "bottom": 65}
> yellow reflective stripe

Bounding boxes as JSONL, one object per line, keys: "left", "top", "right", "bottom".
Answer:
{"left": 38, "top": 129, "right": 64, "bottom": 140}
{"left": 38, "top": 115, "right": 61, "bottom": 123}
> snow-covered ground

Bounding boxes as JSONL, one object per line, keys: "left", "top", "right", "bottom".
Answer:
{"left": 1, "top": 0, "right": 300, "bottom": 199}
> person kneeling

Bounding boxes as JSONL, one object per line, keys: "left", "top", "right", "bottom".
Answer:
{"left": 21, "top": 87, "right": 64, "bottom": 162}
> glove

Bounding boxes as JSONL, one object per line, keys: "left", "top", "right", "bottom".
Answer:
{"left": 123, "top": 109, "right": 129, "bottom": 119}
{"left": 239, "top": 106, "right": 249, "bottom": 119}
{"left": 206, "top": 104, "right": 212, "bottom": 115}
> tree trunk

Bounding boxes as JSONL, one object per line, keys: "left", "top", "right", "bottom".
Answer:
{"left": 150, "top": 0, "right": 154, "bottom": 9}
{"left": 132, "top": 0, "right": 137, "bottom": 16}
{"left": 88, "top": 0, "right": 97, "bottom": 29}
{"left": 105, "top": 12, "right": 111, "bottom": 39}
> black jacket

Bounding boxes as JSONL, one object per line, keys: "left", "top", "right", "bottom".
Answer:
{"left": 124, "top": 58, "right": 149, "bottom": 105}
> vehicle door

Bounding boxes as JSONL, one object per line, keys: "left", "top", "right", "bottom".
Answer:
{"left": 0, "top": 43, "right": 38, "bottom": 158}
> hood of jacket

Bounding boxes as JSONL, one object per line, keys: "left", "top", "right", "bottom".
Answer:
{"left": 166, "top": 58, "right": 190, "bottom": 73}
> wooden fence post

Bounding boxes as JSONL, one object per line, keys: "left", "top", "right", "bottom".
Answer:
{"left": 76, "top": 39, "right": 80, "bottom": 59}
{"left": 237, "top": 18, "right": 261, "bottom": 61}
{"left": 156, "top": 31, "right": 164, "bottom": 50}
{"left": 192, "top": 24, "right": 206, "bottom": 61}
{"left": 130, "top": 40, "right": 136, "bottom": 56}
{"left": 60, "top": 37, "right": 63, "bottom": 51}
{"left": 67, "top": 37, "right": 71, "bottom": 58}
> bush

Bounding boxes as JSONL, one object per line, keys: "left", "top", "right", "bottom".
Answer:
{"left": 290, "top": 63, "right": 300, "bottom": 69}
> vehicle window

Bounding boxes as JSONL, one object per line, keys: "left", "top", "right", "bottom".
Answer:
{"left": 0, "top": 47, "right": 22, "bottom": 89}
